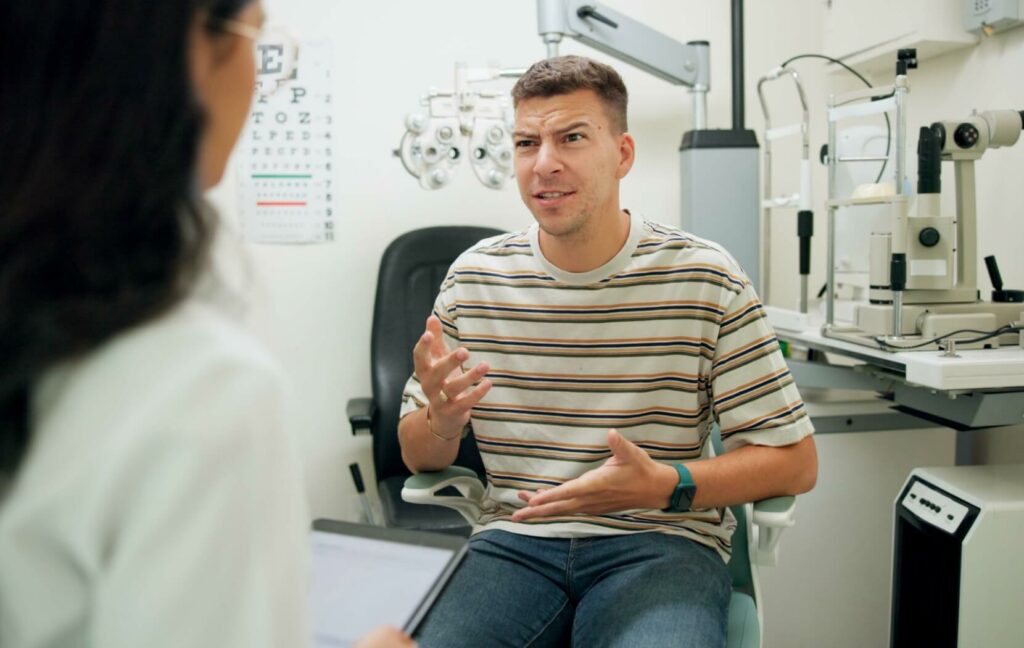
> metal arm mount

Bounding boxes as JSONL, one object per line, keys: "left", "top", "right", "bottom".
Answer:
{"left": 757, "top": 66, "right": 812, "bottom": 311}
{"left": 535, "top": 0, "right": 711, "bottom": 129}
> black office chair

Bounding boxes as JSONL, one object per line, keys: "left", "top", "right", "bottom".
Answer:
{"left": 347, "top": 225, "right": 505, "bottom": 536}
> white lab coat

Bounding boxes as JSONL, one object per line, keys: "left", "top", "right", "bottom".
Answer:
{"left": 0, "top": 298, "right": 310, "bottom": 647}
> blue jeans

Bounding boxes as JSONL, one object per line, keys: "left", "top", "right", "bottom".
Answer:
{"left": 414, "top": 530, "right": 731, "bottom": 648}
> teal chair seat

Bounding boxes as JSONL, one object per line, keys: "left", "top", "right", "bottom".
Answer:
{"left": 728, "top": 591, "right": 760, "bottom": 648}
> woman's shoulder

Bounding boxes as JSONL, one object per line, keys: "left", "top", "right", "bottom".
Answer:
{"left": 32, "top": 299, "right": 287, "bottom": 449}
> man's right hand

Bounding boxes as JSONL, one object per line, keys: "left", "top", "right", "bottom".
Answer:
{"left": 411, "top": 315, "right": 492, "bottom": 440}
{"left": 354, "top": 625, "right": 417, "bottom": 648}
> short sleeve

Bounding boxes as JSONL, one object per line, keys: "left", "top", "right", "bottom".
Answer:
{"left": 710, "top": 282, "right": 814, "bottom": 452}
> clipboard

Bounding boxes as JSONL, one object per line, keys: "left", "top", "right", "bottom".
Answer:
{"left": 309, "top": 519, "right": 468, "bottom": 646}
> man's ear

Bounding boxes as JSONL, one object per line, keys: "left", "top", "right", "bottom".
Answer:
{"left": 616, "top": 133, "right": 636, "bottom": 179}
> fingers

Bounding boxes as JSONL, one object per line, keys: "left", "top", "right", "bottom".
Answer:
{"left": 414, "top": 343, "right": 467, "bottom": 394}
{"left": 607, "top": 428, "right": 634, "bottom": 458}
{"left": 411, "top": 330, "right": 434, "bottom": 377}
{"left": 430, "top": 348, "right": 469, "bottom": 393}
{"left": 441, "top": 376, "right": 492, "bottom": 412}
{"left": 413, "top": 315, "right": 455, "bottom": 378}
{"left": 606, "top": 429, "right": 651, "bottom": 469}
{"left": 517, "top": 480, "right": 579, "bottom": 509}
{"left": 511, "top": 497, "right": 582, "bottom": 522}
{"left": 517, "top": 487, "right": 548, "bottom": 503}
{"left": 353, "top": 625, "right": 417, "bottom": 648}
{"left": 441, "top": 361, "right": 490, "bottom": 397}
{"left": 426, "top": 315, "right": 448, "bottom": 358}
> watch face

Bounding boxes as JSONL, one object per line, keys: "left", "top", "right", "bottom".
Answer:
{"left": 675, "top": 485, "right": 696, "bottom": 511}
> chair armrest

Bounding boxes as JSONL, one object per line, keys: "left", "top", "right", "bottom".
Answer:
{"left": 751, "top": 495, "right": 796, "bottom": 567}
{"left": 347, "top": 397, "right": 376, "bottom": 435}
{"left": 402, "top": 467, "right": 485, "bottom": 526}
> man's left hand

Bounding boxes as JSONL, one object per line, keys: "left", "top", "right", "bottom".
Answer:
{"left": 511, "top": 429, "right": 678, "bottom": 522}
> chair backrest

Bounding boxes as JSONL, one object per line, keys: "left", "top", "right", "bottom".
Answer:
{"left": 711, "top": 424, "right": 755, "bottom": 596}
{"left": 370, "top": 226, "right": 505, "bottom": 484}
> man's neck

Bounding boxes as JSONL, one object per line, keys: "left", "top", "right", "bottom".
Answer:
{"left": 538, "top": 208, "right": 631, "bottom": 273}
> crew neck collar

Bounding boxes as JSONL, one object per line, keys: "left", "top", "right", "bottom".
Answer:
{"left": 528, "top": 210, "right": 643, "bottom": 286}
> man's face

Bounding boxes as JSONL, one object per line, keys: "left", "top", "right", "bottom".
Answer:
{"left": 513, "top": 89, "right": 634, "bottom": 239}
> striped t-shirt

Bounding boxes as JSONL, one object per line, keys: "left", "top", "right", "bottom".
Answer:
{"left": 400, "top": 211, "right": 813, "bottom": 560}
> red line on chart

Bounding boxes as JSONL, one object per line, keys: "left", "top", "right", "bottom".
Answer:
{"left": 256, "top": 201, "right": 308, "bottom": 207}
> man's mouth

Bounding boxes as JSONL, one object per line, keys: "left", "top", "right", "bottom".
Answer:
{"left": 533, "top": 190, "right": 576, "bottom": 205}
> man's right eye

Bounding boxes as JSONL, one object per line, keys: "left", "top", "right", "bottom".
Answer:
{"left": 514, "top": 140, "right": 536, "bottom": 148}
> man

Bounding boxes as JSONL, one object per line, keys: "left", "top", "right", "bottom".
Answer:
{"left": 398, "top": 55, "right": 817, "bottom": 647}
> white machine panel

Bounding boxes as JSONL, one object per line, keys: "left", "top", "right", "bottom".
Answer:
{"left": 902, "top": 479, "right": 970, "bottom": 534}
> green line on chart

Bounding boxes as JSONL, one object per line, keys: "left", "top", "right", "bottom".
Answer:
{"left": 251, "top": 174, "right": 313, "bottom": 179}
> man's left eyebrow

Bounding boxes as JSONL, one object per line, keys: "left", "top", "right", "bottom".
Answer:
{"left": 554, "top": 121, "right": 593, "bottom": 135}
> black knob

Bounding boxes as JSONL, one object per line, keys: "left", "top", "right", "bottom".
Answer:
{"left": 954, "top": 123, "right": 980, "bottom": 149}
{"left": 577, "top": 5, "right": 619, "bottom": 28}
{"left": 930, "top": 122, "right": 947, "bottom": 149}
{"left": 919, "top": 227, "right": 941, "bottom": 247}
{"left": 890, "top": 253, "right": 907, "bottom": 291}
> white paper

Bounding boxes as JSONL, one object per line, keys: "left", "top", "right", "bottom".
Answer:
{"left": 309, "top": 531, "right": 455, "bottom": 647}
{"left": 237, "top": 41, "right": 336, "bottom": 244}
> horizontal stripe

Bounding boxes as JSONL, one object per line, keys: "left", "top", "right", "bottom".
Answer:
{"left": 722, "top": 401, "right": 808, "bottom": 436}
{"left": 461, "top": 313, "right": 722, "bottom": 326}
{"left": 472, "top": 403, "right": 711, "bottom": 429}
{"left": 474, "top": 433, "right": 704, "bottom": 462}
{"left": 711, "top": 335, "right": 779, "bottom": 376}
{"left": 716, "top": 378, "right": 796, "bottom": 416}
{"left": 479, "top": 513, "right": 733, "bottom": 552}
{"left": 475, "top": 432, "right": 703, "bottom": 452}
{"left": 486, "top": 369, "right": 707, "bottom": 394}
{"left": 463, "top": 334, "right": 715, "bottom": 359}
{"left": 456, "top": 303, "right": 729, "bottom": 323}
{"left": 455, "top": 274, "right": 741, "bottom": 292}
{"left": 479, "top": 446, "right": 698, "bottom": 462}
{"left": 714, "top": 368, "right": 793, "bottom": 410}
{"left": 458, "top": 298, "right": 727, "bottom": 311}
{"left": 720, "top": 302, "right": 768, "bottom": 338}
{"left": 721, "top": 300, "right": 763, "bottom": 328}
{"left": 451, "top": 263, "right": 745, "bottom": 292}
{"left": 486, "top": 469, "right": 564, "bottom": 489}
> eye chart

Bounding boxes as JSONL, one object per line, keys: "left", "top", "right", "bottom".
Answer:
{"left": 237, "top": 41, "right": 336, "bottom": 244}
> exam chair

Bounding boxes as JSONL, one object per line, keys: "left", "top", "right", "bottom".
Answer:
{"left": 347, "top": 226, "right": 504, "bottom": 536}
{"left": 401, "top": 425, "right": 795, "bottom": 648}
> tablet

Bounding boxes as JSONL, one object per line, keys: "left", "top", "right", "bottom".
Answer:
{"left": 309, "top": 519, "right": 468, "bottom": 647}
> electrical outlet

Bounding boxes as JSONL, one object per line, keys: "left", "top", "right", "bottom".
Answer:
{"left": 963, "top": 0, "right": 1024, "bottom": 34}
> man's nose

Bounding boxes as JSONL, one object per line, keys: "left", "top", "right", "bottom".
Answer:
{"left": 533, "top": 141, "right": 563, "bottom": 176}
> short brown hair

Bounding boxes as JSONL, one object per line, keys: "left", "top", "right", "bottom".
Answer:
{"left": 511, "top": 55, "right": 628, "bottom": 133}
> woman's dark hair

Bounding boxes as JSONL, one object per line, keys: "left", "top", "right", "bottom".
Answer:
{"left": 0, "top": 0, "right": 253, "bottom": 474}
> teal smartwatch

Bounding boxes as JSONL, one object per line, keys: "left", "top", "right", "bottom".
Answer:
{"left": 664, "top": 463, "right": 698, "bottom": 512}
